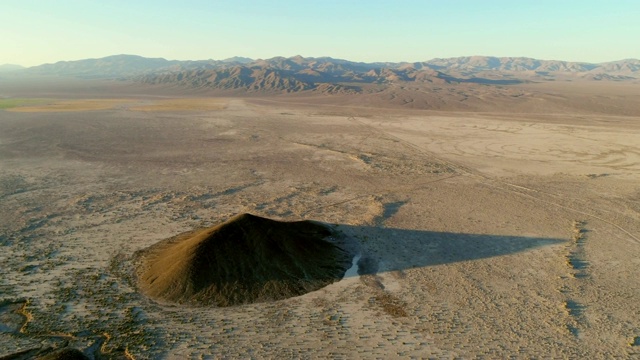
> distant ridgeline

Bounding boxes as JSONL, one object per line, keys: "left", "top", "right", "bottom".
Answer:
{"left": 20, "top": 54, "right": 640, "bottom": 92}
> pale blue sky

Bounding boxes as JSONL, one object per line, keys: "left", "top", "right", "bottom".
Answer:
{"left": 2, "top": 0, "right": 638, "bottom": 66}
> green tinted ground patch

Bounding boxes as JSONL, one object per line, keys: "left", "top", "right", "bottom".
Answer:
{"left": 0, "top": 98, "right": 49, "bottom": 109}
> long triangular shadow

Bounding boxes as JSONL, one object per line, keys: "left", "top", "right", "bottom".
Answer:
{"left": 335, "top": 225, "right": 565, "bottom": 277}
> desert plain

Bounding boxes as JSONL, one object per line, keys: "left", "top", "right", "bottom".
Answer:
{"left": 1, "top": 77, "right": 640, "bottom": 358}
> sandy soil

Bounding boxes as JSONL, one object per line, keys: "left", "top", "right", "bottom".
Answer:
{"left": 4, "top": 98, "right": 228, "bottom": 113}
{"left": 1, "top": 81, "right": 639, "bottom": 358}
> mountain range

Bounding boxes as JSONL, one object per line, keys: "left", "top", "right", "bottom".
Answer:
{"left": 0, "top": 64, "right": 25, "bottom": 72}
{"left": 7, "top": 54, "right": 640, "bottom": 93}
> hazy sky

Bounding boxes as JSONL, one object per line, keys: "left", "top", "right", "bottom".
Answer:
{"left": 2, "top": 0, "right": 638, "bottom": 66}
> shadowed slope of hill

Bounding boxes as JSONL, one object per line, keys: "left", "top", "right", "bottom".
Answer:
{"left": 137, "top": 65, "right": 317, "bottom": 92}
{"left": 134, "top": 58, "right": 459, "bottom": 93}
{"left": 136, "top": 213, "right": 353, "bottom": 307}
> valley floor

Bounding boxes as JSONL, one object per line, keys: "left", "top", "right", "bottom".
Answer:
{"left": 1, "top": 91, "right": 639, "bottom": 358}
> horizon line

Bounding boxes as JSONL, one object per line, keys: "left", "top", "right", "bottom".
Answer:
{"left": 5, "top": 53, "right": 639, "bottom": 69}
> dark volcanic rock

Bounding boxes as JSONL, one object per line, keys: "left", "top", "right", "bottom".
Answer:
{"left": 136, "top": 213, "right": 353, "bottom": 306}
{"left": 36, "top": 347, "right": 89, "bottom": 360}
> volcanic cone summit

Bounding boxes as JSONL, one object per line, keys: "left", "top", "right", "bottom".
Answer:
{"left": 136, "top": 213, "right": 353, "bottom": 306}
